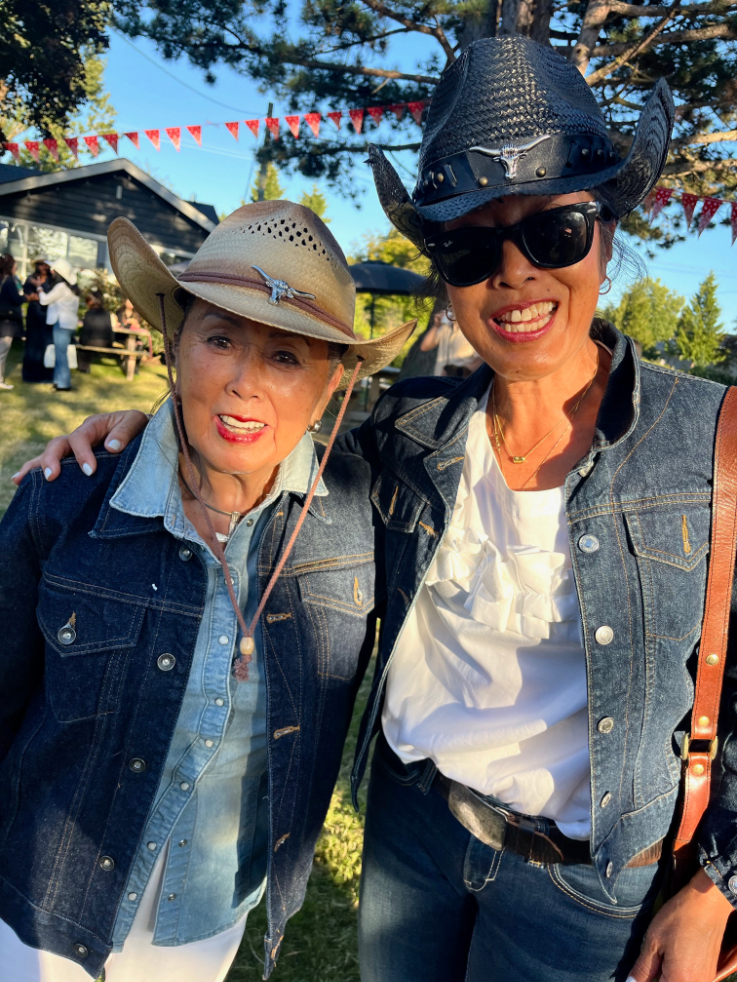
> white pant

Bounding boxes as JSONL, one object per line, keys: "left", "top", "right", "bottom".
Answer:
{"left": 0, "top": 847, "right": 247, "bottom": 982}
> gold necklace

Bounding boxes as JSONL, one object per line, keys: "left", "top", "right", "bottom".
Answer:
{"left": 493, "top": 390, "right": 566, "bottom": 464}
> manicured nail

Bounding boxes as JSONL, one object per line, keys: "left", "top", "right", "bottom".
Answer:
{"left": 107, "top": 439, "right": 121, "bottom": 451}
{"left": 11, "top": 472, "right": 19, "bottom": 481}
{"left": 44, "top": 468, "right": 52, "bottom": 480}
{"left": 625, "top": 977, "right": 638, "bottom": 982}
{"left": 82, "top": 462, "right": 93, "bottom": 476}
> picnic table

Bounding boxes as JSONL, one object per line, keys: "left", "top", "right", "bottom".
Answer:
{"left": 75, "top": 325, "right": 153, "bottom": 381}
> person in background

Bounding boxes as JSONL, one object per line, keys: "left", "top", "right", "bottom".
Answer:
{"left": 0, "top": 253, "right": 35, "bottom": 391}
{"left": 22, "top": 259, "right": 53, "bottom": 384}
{"left": 118, "top": 297, "right": 154, "bottom": 359}
{"left": 77, "top": 290, "right": 117, "bottom": 374}
{"left": 420, "top": 307, "right": 482, "bottom": 377}
{"left": 39, "top": 258, "right": 80, "bottom": 391}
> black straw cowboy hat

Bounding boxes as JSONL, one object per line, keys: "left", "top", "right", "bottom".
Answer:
{"left": 369, "top": 35, "right": 675, "bottom": 251}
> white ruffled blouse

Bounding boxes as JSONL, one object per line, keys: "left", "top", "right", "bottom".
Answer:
{"left": 382, "top": 387, "right": 592, "bottom": 839}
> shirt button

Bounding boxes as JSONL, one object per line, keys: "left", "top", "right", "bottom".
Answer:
{"left": 729, "top": 875, "right": 737, "bottom": 895}
{"left": 578, "top": 534, "right": 599, "bottom": 553}
{"left": 180, "top": 782, "right": 190, "bottom": 791}
{"left": 73, "top": 944, "right": 89, "bottom": 959}
{"left": 57, "top": 625, "right": 76, "bottom": 645}
{"left": 606, "top": 861, "right": 613, "bottom": 878}
{"left": 178, "top": 839, "right": 188, "bottom": 848}
{"left": 598, "top": 716, "right": 615, "bottom": 734}
{"left": 128, "top": 892, "right": 138, "bottom": 901}
{"left": 246, "top": 519, "right": 254, "bottom": 527}
{"left": 99, "top": 856, "right": 115, "bottom": 871}
{"left": 179, "top": 545, "right": 193, "bottom": 561}
{"left": 215, "top": 698, "right": 224, "bottom": 707}
{"left": 595, "top": 625, "right": 614, "bottom": 645}
{"left": 129, "top": 758, "right": 146, "bottom": 773}
{"left": 204, "top": 739, "right": 214, "bottom": 748}
{"left": 167, "top": 893, "right": 177, "bottom": 901}
{"left": 157, "top": 653, "right": 176, "bottom": 671}
{"left": 600, "top": 792, "right": 612, "bottom": 808}
{"left": 147, "top": 842, "right": 157, "bottom": 851}
{"left": 218, "top": 635, "right": 229, "bottom": 645}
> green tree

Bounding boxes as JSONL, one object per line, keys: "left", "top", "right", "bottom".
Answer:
{"left": 601, "top": 278, "right": 684, "bottom": 359}
{"left": 1, "top": 53, "right": 117, "bottom": 171}
{"left": 112, "top": 0, "right": 737, "bottom": 229}
{"left": 299, "top": 185, "right": 330, "bottom": 222}
{"left": 249, "top": 162, "right": 285, "bottom": 202}
{"left": 675, "top": 272, "right": 726, "bottom": 369}
{"left": 0, "top": 0, "right": 110, "bottom": 144}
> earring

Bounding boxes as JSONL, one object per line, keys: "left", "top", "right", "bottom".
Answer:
{"left": 445, "top": 305, "right": 456, "bottom": 322}
{"left": 600, "top": 276, "right": 612, "bottom": 296}
{"left": 307, "top": 420, "right": 322, "bottom": 433}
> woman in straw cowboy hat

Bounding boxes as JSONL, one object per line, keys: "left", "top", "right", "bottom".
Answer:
{"left": 0, "top": 200, "right": 413, "bottom": 982}
{"left": 19, "top": 34, "right": 737, "bottom": 982}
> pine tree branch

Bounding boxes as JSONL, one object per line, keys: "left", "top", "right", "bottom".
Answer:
{"left": 571, "top": 0, "right": 615, "bottom": 75}
{"left": 690, "top": 128, "right": 737, "bottom": 145}
{"left": 662, "top": 156, "right": 737, "bottom": 176}
{"left": 606, "top": 0, "right": 736, "bottom": 17}
{"left": 585, "top": 0, "right": 682, "bottom": 86}
{"left": 358, "top": 0, "right": 456, "bottom": 61}
{"left": 590, "top": 21, "right": 737, "bottom": 59}
{"left": 296, "top": 57, "right": 438, "bottom": 83}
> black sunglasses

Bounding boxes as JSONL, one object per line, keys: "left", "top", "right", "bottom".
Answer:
{"left": 424, "top": 202, "right": 614, "bottom": 288}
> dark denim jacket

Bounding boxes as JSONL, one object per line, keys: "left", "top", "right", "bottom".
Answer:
{"left": 0, "top": 438, "right": 381, "bottom": 979}
{"left": 346, "top": 322, "right": 737, "bottom": 909}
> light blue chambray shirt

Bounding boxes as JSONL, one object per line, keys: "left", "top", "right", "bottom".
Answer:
{"left": 108, "top": 401, "right": 326, "bottom": 947}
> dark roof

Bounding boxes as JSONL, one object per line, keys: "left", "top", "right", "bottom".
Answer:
{"left": 186, "top": 200, "right": 219, "bottom": 224}
{"left": 0, "top": 162, "right": 40, "bottom": 184}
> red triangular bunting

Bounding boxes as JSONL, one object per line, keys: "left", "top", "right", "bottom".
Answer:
{"left": 65, "top": 137, "right": 79, "bottom": 159}
{"left": 84, "top": 135, "right": 100, "bottom": 157}
{"left": 186, "top": 125, "right": 202, "bottom": 146}
{"left": 348, "top": 109, "right": 364, "bottom": 133}
{"left": 102, "top": 133, "right": 118, "bottom": 154}
{"left": 225, "top": 121, "right": 239, "bottom": 140}
{"left": 166, "top": 127, "right": 181, "bottom": 151}
{"left": 650, "top": 187, "right": 673, "bottom": 222}
{"left": 265, "top": 117, "right": 279, "bottom": 139}
{"left": 681, "top": 192, "right": 699, "bottom": 227}
{"left": 367, "top": 106, "right": 384, "bottom": 126}
{"left": 732, "top": 203, "right": 737, "bottom": 247}
{"left": 285, "top": 115, "right": 300, "bottom": 138}
{"left": 42, "top": 138, "right": 59, "bottom": 161}
{"left": 304, "top": 113, "right": 321, "bottom": 137}
{"left": 388, "top": 103, "right": 405, "bottom": 121}
{"left": 327, "top": 111, "right": 342, "bottom": 130}
{"left": 245, "top": 119, "right": 260, "bottom": 138}
{"left": 25, "top": 141, "right": 40, "bottom": 162}
{"left": 408, "top": 101, "right": 426, "bottom": 124}
{"left": 697, "top": 196, "right": 722, "bottom": 237}
{"left": 124, "top": 131, "right": 139, "bottom": 149}
{"left": 145, "top": 129, "right": 160, "bottom": 151}
{"left": 3, "top": 142, "right": 20, "bottom": 161}
{"left": 643, "top": 190, "right": 656, "bottom": 219}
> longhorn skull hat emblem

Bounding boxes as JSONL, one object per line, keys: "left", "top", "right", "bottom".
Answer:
{"left": 252, "top": 266, "right": 316, "bottom": 305}
{"left": 469, "top": 135, "right": 552, "bottom": 181}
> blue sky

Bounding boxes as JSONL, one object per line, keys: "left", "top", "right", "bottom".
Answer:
{"left": 93, "top": 32, "right": 737, "bottom": 326}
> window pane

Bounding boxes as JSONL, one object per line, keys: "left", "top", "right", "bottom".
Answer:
{"left": 27, "top": 226, "right": 67, "bottom": 263}
{"left": 68, "top": 235, "right": 98, "bottom": 269}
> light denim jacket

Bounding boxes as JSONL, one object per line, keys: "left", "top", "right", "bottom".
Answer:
{"left": 346, "top": 321, "right": 737, "bottom": 909}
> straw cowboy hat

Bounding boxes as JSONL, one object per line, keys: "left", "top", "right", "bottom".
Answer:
{"left": 369, "top": 35, "right": 675, "bottom": 250}
{"left": 51, "top": 257, "right": 78, "bottom": 286}
{"left": 108, "top": 201, "right": 416, "bottom": 386}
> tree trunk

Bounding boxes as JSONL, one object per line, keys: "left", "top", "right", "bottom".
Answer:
{"left": 456, "top": 0, "right": 501, "bottom": 50}
{"left": 500, "top": 0, "right": 554, "bottom": 42}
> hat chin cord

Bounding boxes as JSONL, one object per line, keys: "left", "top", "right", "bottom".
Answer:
{"left": 157, "top": 294, "right": 362, "bottom": 680}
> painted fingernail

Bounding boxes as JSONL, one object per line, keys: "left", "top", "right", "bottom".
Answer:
{"left": 625, "top": 977, "right": 638, "bottom": 982}
{"left": 107, "top": 439, "right": 122, "bottom": 451}
{"left": 44, "top": 468, "right": 52, "bottom": 480}
{"left": 11, "top": 472, "right": 20, "bottom": 481}
{"left": 82, "top": 462, "right": 93, "bottom": 477}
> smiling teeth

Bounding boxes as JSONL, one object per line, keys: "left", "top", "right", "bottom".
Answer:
{"left": 220, "top": 415, "right": 265, "bottom": 431}
{"left": 497, "top": 301, "right": 557, "bottom": 332}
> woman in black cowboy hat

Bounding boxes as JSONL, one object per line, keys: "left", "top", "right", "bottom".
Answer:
{"left": 18, "top": 35, "right": 737, "bottom": 982}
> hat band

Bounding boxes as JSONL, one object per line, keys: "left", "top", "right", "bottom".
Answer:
{"left": 414, "top": 132, "right": 618, "bottom": 209}
{"left": 178, "top": 269, "right": 356, "bottom": 340}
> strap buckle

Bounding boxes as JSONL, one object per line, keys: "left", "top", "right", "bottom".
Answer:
{"left": 681, "top": 733, "right": 719, "bottom": 761}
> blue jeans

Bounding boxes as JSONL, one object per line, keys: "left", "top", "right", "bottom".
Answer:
{"left": 52, "top": 324, "right": 74, "bottom": 388}
{"left": 358, "top": 736, "right": 665, "bottom": 982}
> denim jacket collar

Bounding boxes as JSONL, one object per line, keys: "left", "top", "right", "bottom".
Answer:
{"left": 91, "top": 400, "right": 326, "bottom": 540}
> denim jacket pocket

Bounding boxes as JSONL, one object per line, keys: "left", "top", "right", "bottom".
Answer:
{"left": 37, "top": 577, "right": 145, "bottom": 721}
{"left": 370, "top": 470, "right": 425, "bottom": 533}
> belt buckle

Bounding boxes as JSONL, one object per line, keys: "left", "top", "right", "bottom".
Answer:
{"left": 447, "top": 782, "right": 506, "bottom": 851}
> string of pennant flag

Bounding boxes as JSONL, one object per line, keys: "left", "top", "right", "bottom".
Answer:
{"left": 644, "top": 185, "right": 737, "bottom": 244}
{"left": 1, "top": 99, "right": 429, "bottom": 164}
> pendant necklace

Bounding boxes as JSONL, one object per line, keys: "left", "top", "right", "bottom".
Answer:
{"left": 180, "top": 472, "right": 245, "bottom": 542}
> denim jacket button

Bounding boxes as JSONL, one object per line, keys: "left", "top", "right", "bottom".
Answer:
{"left": 729, "top": 875, "right": 737, "bottom": 895}
{"left": 598, "top": 716, "right": 615, "bottom": 734}
{"left": 157, "top": 653, "right": 176, "bottom": 671}
{"left": 600, "top": 792, "right": 612, "bottom": 808}
{"left": 73, "top": 944, "right": 89, "bottom": 959}
{"left": 605, "top": 861, "right": 613, "bottom": 878}
{"left": 578, "top": 534, "right": 599, "bottom": 553}
{"left": 99, "top": 856, "right": 115, "bottom": 871}
{"left": 57, "top": 625, "right": 76, "bottom": 645}
{"left": 178, "top": 545, "right": 193, "bottom": 561}
{"left": 129, "top": 758, "right": 146, "bottom": 773}
{"left": 595, "top": 625, "right": 614, "bottom": 645}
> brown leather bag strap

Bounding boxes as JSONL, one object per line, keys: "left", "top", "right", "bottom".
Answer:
{"left": 673, "top": 385, "right": 737, "bottom": 855}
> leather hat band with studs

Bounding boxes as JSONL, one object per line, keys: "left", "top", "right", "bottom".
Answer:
{"left": 413, "top": 133, "right": 619, "bottom": 209}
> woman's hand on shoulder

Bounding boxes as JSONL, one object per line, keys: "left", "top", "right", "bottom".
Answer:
{"left": 627, "top": 868, "right": 733, "bottom": 982}
{"left": 11, "top": 410, "right": 149, "bottom": 485}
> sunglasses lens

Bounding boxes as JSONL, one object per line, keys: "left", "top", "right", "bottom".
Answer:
{"left": 428, "top": 228, "right": 502, "bottom": 287}
{"left": 523, "top": 207, "right": 591, "bottom": 268}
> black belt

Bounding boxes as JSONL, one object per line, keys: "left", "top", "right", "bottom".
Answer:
{"left": 435, "top": 773, "right": 663, "bottom": 868}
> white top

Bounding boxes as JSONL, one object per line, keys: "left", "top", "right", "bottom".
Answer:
{"left": 39, "top": 281, "right": 79, "bottom": 330}
{"left": 382, "top": 387, "right": 591, "bottom": 839}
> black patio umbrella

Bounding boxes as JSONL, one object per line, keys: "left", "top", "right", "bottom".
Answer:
{"left": 348, "top": 260, "right": 425, "bottom": 339}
